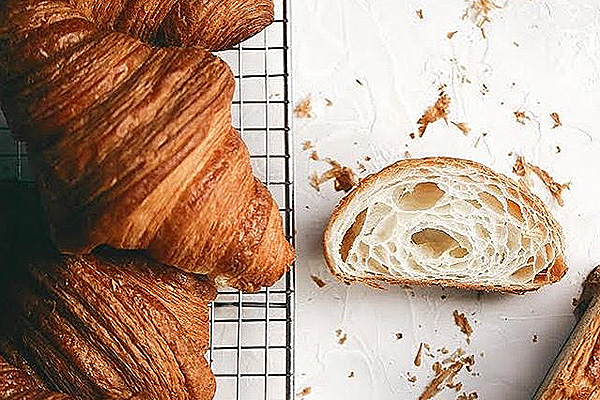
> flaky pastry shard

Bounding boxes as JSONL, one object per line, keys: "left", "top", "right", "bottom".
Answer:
{"left": 324, "top": 157, "right": 566, "bottom": 293}
{"left": 0, "top": 0, "right": 294, "bottom": 292}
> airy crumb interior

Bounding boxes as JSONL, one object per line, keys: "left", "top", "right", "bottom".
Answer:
{"left": 333, "top": 174, "right": 561, "bottom": 287}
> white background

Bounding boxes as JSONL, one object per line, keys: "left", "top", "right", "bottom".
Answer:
{"left": 292, "top": 0, "right": 600, "bottom": 399}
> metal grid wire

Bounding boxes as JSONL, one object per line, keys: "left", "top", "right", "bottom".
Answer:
{"left": 0, "top": 1, "right": 295, "bottom": 399}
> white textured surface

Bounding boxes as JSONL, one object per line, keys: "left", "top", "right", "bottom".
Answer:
{"left": 292, "top": 0, "right": 600, "bottom": 399}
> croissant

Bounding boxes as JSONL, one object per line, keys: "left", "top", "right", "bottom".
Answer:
{"left": 0, "top": 184, "right": 217, "bottom": 400}
{"left": 0, "top": 0, "right": 294, "bottom": 292}
{"left": 324, "top": 157, "right": 567, "bottom": 293}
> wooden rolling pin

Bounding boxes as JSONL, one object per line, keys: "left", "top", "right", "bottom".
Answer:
{"left": 533, "top": 266, "right": 600, "bottom": 399}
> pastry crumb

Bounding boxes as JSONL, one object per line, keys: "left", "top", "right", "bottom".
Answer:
{"left": 447, "top": 31, "right": 458, "bottom": 39}
{"left": 335, "top": 329, "right": 348, "bottom": 345}
{"left": 302, "top": 140, "right": 314, "bottom": 150}
{"left": 296, "top": 387, "right": 312, "bottom": 398}
{"left": 348, "top": 371, "right": 355, "bottom": 378}
{"left": 419, "top": 361, "right": 464, "bottom": 400}
{"left": 453, "top": 310, "right": 474, "bottom": 341}
{"left": 325, "top": 98, "right": 334, "bottom": 107}
{"left": 513, "top": 156, "right": 570, "bottom": 206}
{"left": 309, "top": 159, "right": 358, "bottom": 193}
{"left": 414, "top": 343, "right": 425, "bottom": 367}
{"left": 356, "top": 79, "right": 364, "bottom": 86}
{"left": 357, "top": 162, "right": 367, "bottom": 174}
{"left": 463, "top": 0, "right": 500, "bottom": 37}
{"left": 408, "top": 373, "right": 418, "bottom": 383}
{"left": 294, "top": 96, "right": 313, "bottom": 118}
{"left": 451, "top": 121, "right": 471, "bottom": 135}
{"left": 310, "top": 275, "right": 327, "bottom": 288}
{"left": 457, "top": 392, "right": 479, "bottom": 400}
{"left": 533, "top": 334, "right": 539, "bottom": 343}
{"left": 416, "top": 9, "right": 424, "bottom": 19}
{"left": 556, "top": 146, "right": 561, "bottom": 154}
{"left": 417, "top": 87, "right": 451, "bottom": 137}
{"left": 309, "top": 151, "right": 319, "bottom": 161}
{"left": 550, "top": 112, "right": 562, "bottom": 128}
{"left": 396, "top": 332, "right": 403, "bottom": 340}
{"left": 514, "top": 110, "right": 530, "bottom": 125}
{"left": 572, "top": 297, "right": 579, "bottom": 307}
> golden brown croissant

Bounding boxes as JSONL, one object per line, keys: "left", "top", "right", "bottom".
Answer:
{"left": 0, "top": 184, "right": 217, "bottom": 400}
{"left": 0, "top": 0, "right": 294, "bottom": 292}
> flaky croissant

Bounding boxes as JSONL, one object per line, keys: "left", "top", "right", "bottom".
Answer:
{"left": 0, "top": 184, "right": 217, "bottom": 400}
{"left": 0, "top": 0, "right": 294, "bottom": 292}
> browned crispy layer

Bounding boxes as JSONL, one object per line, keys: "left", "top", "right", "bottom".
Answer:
{"left": 0, "top": 0, "right": 294, "bottom": 292}
{"left": 0, "top": 184, "right": 217, "bottom": 399}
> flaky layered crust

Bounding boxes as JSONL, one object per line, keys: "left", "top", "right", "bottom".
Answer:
{"left": 323, "top": 157, "right": 567, "bottom": 293}
{"left": 0, "top": 0, "right": 294, "bottom": 292}
{"left": 0, "top": 184, "right": 218, "bottom": 399}
{"left": 1, "top": 251, "right": 217, "bottom": 399}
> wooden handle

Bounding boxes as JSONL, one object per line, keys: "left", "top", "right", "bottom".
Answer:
{"left": 533, "top": 267, "right": 600, "bottom": 399}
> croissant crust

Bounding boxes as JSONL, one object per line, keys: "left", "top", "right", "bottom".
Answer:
{"left": 0, "top": 0, "right": 294, "bottom": 292}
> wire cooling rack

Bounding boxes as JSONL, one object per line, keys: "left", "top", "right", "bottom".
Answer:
{"left": 0, "top": 1, "right": 295, "bottom": 399}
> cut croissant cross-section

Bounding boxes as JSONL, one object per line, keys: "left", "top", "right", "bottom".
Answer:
{"left": 324, "top": 157, "right": 567, "bottom": 293}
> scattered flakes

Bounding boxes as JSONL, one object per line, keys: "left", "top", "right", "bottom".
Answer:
{"left": 357, "top": 162, "right": 367, "bottom": 174}
{"left": 408, "top": 373, "right": 418, "bottom": 383}
{"left": 481, "top": 84, "right": 489, "bottom": 95}
{"left": 463, "top": 0, "right": 500, "bottom": 37}
{"left": 414, "top": 343, "right": 425, "bottom": 367}
{"left": 301, "top": 140, "right": 314, "bottom": 151}
{"left": 443, "top": 348, "right": 466, "bottom": 365}
{"left": 325, "top": 98, "right": 334, "bottom": 107}
{"left": 348, "top": 371, "right": 355, "bottom": 378}
{"left": 447, "top": 31, "right": 458, "bottom": 39}
{"left": 533, "top": 334, "right": 539, "bottom": 343}
{"left": 448, "top": 381, "right": 463, "bottom": 392}
{"left": 514, "top": 110, "right": 530, "bottom": 125}
{"left": 396, "top": 332, "right": 404, "bottom": 340}
{"left": 556, "top": 146, "right": 562, "bottom": 154}
{"left": 417, "top": 86, "right": 451, "bottom": 137}
{"left": 463, "top": 355, "right": 475, "bottom": 372}
{"left": 364, "top": 156, "right": 372, "bottom": 162}
{"left": 294, "top": 96, "right": 312, "bottom": 118}
{"left": 451, "top": 121, "right": 471, "bottom": 135}
{"left": 438, "top": 347, "right": 450, "bottom": 354}
{"left": 296, "top": 387, "right": 312, "bottom": 398}
{"left": 550, "top": 112, "right": 562, "bottom": 128}
{"left": 310, "top": 275, "right": 327, "bottom": 288}
{"left": 453, "top": 310, "right": 474, "bottom": 342}
{"left": 513, "top": 156, "right": 527, "bottom": 177}
{"left": 419, "top": 361, "right": 464, "bottom": 400}
{"left": 416, "top": 9, "right": 424, "bottom": 19}
{"left": 404, "top": 151, "right": 413, "bottom": 159}
{"left": 513, "top": 156, "right": 570, "bottom": 206}
{"left": 309, "top": 159, "right": 358, "bottom": 193}
{"left": 409, "top": 132, "right": 416, "bottom": 139}
{"left": 335, "top": 329, "right": 348, "bottom": 345}
{"left": 457, "top": 392, "right": 479, "bottom": 400}
{"left": 309, "top": 151, "right": 319, "bottom": 161}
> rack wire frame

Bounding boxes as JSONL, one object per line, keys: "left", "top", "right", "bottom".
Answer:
{"left": 0, "top": 1, "right": 295, "bottom": 399}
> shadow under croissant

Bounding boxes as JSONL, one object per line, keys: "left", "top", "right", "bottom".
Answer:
{"left": 0, "top": 183, "right": 217, "bottom": 399}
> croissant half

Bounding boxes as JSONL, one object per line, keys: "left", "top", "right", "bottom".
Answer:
{"left": 324, "top": 157, "right": 567, "bottom": 293}
{"left": 0, "top": 0, "right": 294, "bottom": 292}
